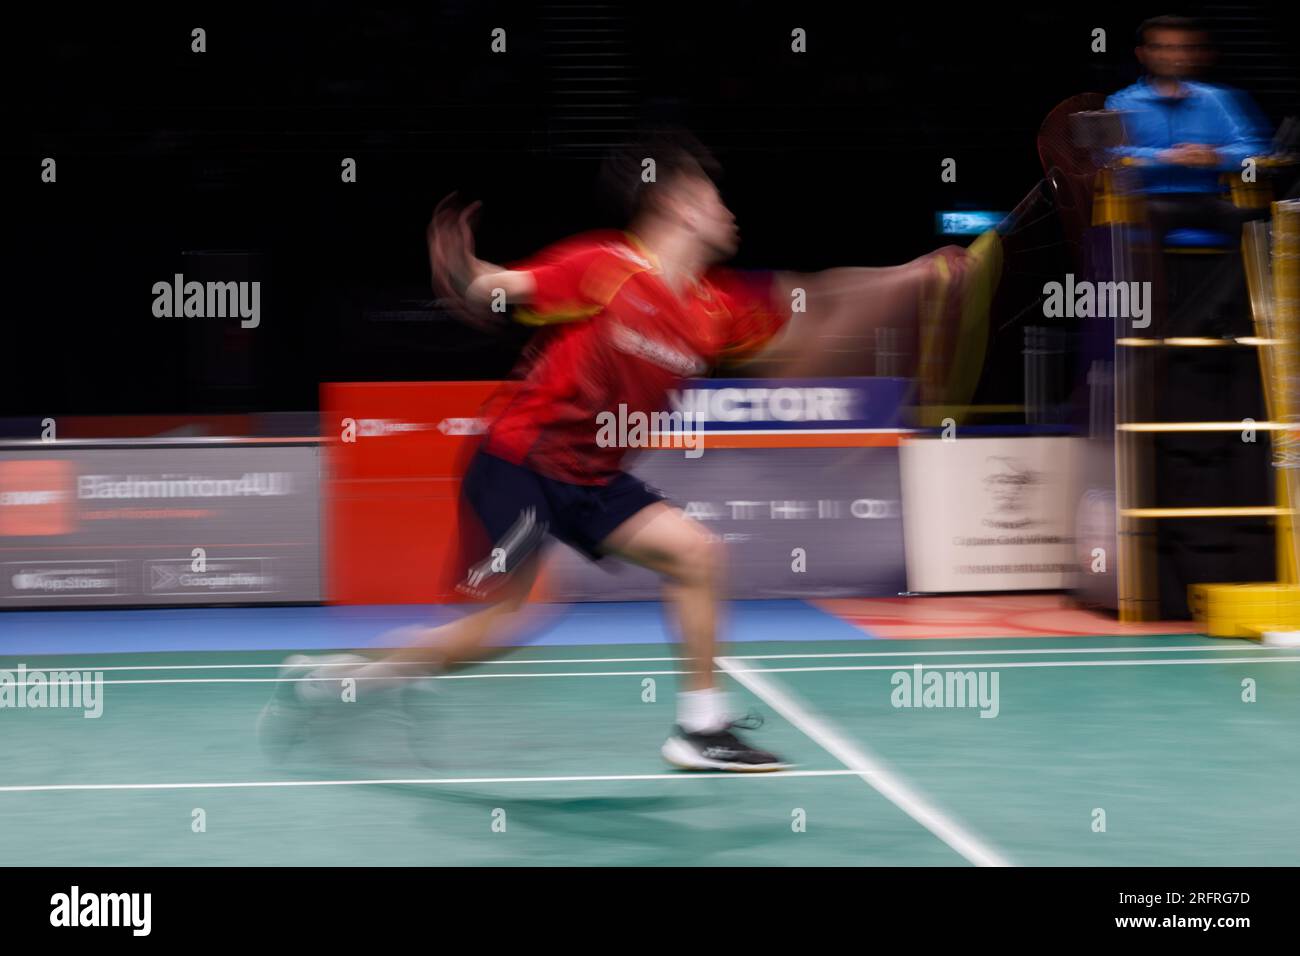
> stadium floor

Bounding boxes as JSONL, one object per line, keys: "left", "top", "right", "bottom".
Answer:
{"left": 1, "top": 598, "right": 1296, "bottom": 866}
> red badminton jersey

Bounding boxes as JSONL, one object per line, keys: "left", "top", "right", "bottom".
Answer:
{"left": 482, "top": 230, "right": 788, "bottom": 484}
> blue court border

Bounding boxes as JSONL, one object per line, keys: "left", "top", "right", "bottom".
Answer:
{"left": 0, "top": 599, "right": 873, "bottom": 656}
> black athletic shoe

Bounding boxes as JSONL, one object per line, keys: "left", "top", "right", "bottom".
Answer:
{"left": 661, "top": 714, "right": 790, "bottom": 772}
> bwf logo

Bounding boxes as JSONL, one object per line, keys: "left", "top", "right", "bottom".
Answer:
{"left": 49, "top": 886, "right": 151, "bottom": 936}
{"left": 152, "top": 273, "right": 261, "bottom": 328}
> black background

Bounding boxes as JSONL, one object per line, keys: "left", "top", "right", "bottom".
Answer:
{"left": 3, "top": 2, "right": 1298, "bottom": 419}
{"left": 6, "top": 866, "right": 1286, "bottom": 941}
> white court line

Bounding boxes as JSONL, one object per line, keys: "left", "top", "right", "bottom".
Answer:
{"left": 717, "top": 656, "right": 1011, "bottom": 868}
{"left": 0, "top": 643, "right": 1270, "bottom": 674}
{"left": 4, "top": 655, "right": 1299, "bottom": 688}
{"left": 0, "top": 768, "right": 860, "bottom": 795}
{"left": 740, "top": 656, "right": 1300, "bottom": 675}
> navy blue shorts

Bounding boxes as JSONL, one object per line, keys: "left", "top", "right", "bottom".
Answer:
{"left": 458, "top": 451, "right": 665, "bottom": 598}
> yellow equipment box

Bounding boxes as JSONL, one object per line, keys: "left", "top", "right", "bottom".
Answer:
{"left": 1189, "top": 583, "right": 1300, "bottom": 638}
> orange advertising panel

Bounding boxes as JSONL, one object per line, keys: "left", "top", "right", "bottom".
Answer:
{"left": 322, "top": 381, "right": 506, "bottom": 604}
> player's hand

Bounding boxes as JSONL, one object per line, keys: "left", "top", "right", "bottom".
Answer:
{"left": 428, "top": 193, "right": 480, "bottom": 295}
{"left": 428, "top": 194, "right": 501, "bottom": 332}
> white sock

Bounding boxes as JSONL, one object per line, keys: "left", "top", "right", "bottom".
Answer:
{"left": 677, "top": 687, "right": 731, "bottom": 734}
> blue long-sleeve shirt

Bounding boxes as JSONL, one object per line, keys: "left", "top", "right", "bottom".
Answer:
{"left": 1104, "top": 78, "right": 1271, "bottom": 194}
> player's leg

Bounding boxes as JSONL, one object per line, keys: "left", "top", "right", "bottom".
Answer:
{"left": 298, "top": 549, "right": 546, "bottom": 699}
{"left": 600, "top": 501, "right": 723, "bottom": 692}
{"left": 599, "top": 501, "right": 787, "bottom": 771}
{"left": 257, "top": 452, "right": 554, "bottom": 755}
{"left": 256, "top": 553, "right": 545, "bottom": 760}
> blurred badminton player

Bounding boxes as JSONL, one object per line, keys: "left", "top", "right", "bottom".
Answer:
{"left": 260, "top": 130, "right": 1001, "bottom": 771}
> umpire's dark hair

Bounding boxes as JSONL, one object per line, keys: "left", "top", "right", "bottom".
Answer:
{"left": 597, "top": 128, "right": 723, "bottom": 222}
{"left": 1136, "top": 15, "right": 1206, "bottom": 45}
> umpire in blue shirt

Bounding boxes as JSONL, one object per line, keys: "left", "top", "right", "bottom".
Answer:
{"left": 1106, "top": 15, "right": 1272, "bottom": 240}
